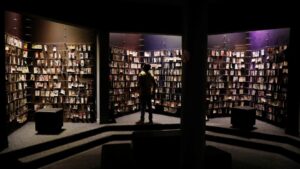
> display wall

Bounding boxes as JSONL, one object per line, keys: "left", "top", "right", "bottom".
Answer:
{"left": 4, "top": 11, "right": 97, "bottom": 134}
{"left": 109, "top": 33, "right": 182, "bottom": 118}
{"left": 4, "top": 11, "right": 29, "bottom": 133}
{"left": 207, "top": 28, "right": 290, "bottom": 127}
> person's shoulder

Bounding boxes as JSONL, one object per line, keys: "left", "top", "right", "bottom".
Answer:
{"left": 139, "top": 71, "right": 146, "bottom": 76}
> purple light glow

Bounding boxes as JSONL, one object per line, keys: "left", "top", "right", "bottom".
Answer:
{"left": 249, "top": 28, "right": 290, "bottom": 50}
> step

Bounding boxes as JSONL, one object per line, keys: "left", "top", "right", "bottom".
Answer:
{"left": 26, "top": 129, "right": 300, "bottom": 168}
{"left": 0, "top": 123, "right": 180, "bottom": 158}
{"left": 14, "top": 125, "right": 180, "bottom": 168}
{"left": 2, "top": 124, "right": 299, "bottom": 168}
{"left": 206, "top": 125, "right": 300, "bottom": 149}
{"left": 20, "top": 131, "right": 133, "bottom": 168}
{"left": 206, "top": 130, "right": 300, "bottom": 163}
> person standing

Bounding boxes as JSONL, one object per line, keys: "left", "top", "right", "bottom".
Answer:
{"left": 137, "top": 63, "right": 157, "bottom": 124}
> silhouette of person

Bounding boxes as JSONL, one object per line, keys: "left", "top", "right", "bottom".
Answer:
{"left": 137, "top": 63, "right": 157, "bottom": 124}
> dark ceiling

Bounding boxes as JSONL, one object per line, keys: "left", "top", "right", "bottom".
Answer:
{"left": 2, "top": 0, "right": 298, "bottom": 35}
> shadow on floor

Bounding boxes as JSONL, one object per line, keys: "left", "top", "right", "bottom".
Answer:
{"left": 35, "top": 129, "right": 66, "bottom": 135}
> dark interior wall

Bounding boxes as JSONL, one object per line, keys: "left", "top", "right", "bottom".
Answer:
{"left": 99, "top": 31, "right": 111, "bottom": 123}
{"left": 109, "top": 33, "right": 182, "bottom": 51}
{"left": 109, "top": 33, "right": 142, "bottom": 50}
{"left": 4, "top": 11, "right": 96, "bottom": 44}
{"left": 3, "top": 0, "right": 183, "bottom": 35}
{"left": 31, "top": 18, "right": 95, "bottom": 43}
{"left": 181, "top": 1, "right": 207, "bottom": 168}
{"left": 4, "top": 11, "right": 22, "bottom": 38}
{"left": 1, "top": 8, "right": 8, "bottom": 151}
{"left": 3, "top": 0, "right": 296, "bottom": 35}
{"left": 286, "top": 25, "right": 300, "bottom": 136}
{"left": 207, "top": 1, "right": 295, "bottom": 35}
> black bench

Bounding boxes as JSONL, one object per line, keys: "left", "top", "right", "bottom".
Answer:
{"left": 35, "top": 108, "right": 63, "bottom": 134}
{"left": 231, "top": 106, "right": 256, "bottom": 130}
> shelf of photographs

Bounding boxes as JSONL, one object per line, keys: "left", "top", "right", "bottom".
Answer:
{"left": 32, "top": 43, "right": 95, "bottom": 122}
{"left": 5, "top": 33, "right": 30, "bottom": 124}
{"left": 140, "top": 49, "right": 182, "bottom": 114}
{"left": 206, "top": 50, "right": 254, "bottom": 117}
{"left": 206, "top": 45, "right": 288, "bottom": 125}
{"left": 250, "top": 46, "right": 288, "bottom": 125}
{"left": 109, "top": 47, "right": 141, "bottom": 115}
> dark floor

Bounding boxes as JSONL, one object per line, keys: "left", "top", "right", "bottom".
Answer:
{"left": 3, "top": 112, "right": 299, "bottom": 154}
{"left": 39, "top": 140, "right": 300, "bottom": 169}
{"left": 1, "top": 113, "right": 299, "bottom": 169}
{"left": 1, "top": 112, "right": 180, "bottom": 153}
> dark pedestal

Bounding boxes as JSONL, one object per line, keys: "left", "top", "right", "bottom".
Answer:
{"left": 35, "top": 108, "right": 63, "bottom": 133}
{"left": 231, "top": 106, "right": 256, "bottom": 129}
{"left": 132, "top": 130, "right": 181, "bottom": 169}
{"left": 130, "top": 130, "right": 231, "bottom": 169}
{"left": 101, "top": 143, "right": 134, "bottom": 169}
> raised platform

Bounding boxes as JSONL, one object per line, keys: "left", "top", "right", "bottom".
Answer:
{"left": 0, "top": 115, "right": 299, "bottom": 168}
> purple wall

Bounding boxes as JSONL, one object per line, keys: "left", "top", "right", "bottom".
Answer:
{"left": 110, "top": 28, "right": 289, "bottom": 51}
{"left": 208, "top": 32, "right": 247, "bottom": 49}
{"left": 208, "top": 28, "right": 290, "bottom": 50}
{"left": 109, "top": 33, "right": 182, "bottom": 50}
{"left": 249, "top": 28, "right": 290, "bottom": 50}
{"left": 142, "top": 34, "right": 182, "bottom": 50}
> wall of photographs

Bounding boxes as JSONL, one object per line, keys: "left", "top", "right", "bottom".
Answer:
{"left": 5, "top": 34, "right": 30, "bottom": 124}
{"left": 5, "top": 33, "right": 96, "bottom": 124}
{"left": 206, "top": 45, "right": 288, "bottom": 126}
{"left": 31, "top": 43, "right": 95, "bottom": 122}
{"left": 109, "top": 47, "right": 182, "bottom": 116}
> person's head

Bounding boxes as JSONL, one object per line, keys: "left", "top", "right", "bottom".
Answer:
{"left": 142, "top": 63, "right": 151, "bottom": 72}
